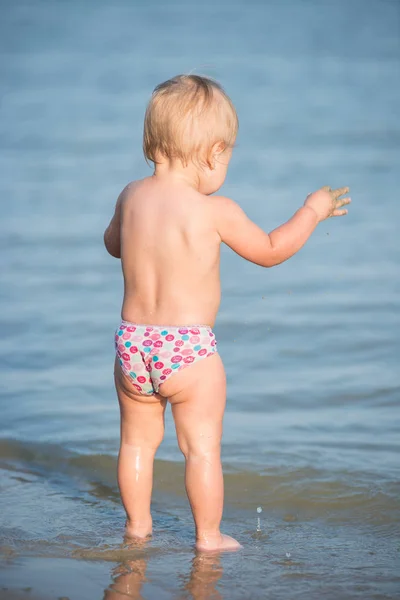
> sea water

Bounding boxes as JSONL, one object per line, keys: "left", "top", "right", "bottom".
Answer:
{"left": 0, "top": 0, "right": 399, "bottom": 598}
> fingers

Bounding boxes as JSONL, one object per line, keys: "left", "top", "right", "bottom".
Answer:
{"left": 332, "top": 186, "right": 350, "bottom": 198}
{"left": 330, "top": 195, "right": 351, "bottom": 217}
{"left": 331, "top": 208, "right": 349, "bottom": 217}
{"left": 336, "top": 196, "right": 351, "bottom": 208}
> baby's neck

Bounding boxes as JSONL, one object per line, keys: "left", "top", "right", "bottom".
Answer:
{"left": 153, "top": 160, "right": 200, "bottom": 191}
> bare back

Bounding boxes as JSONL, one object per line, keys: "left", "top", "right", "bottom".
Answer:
{"left": 120, "top": 177, "right": 221, "bottom": 326}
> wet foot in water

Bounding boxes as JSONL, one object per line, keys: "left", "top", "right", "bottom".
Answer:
{"left": 125, "top": 520, "right": 152, "bottom": 541}
{"left": 196, "top": 533, "right": 242, "bottom": 553}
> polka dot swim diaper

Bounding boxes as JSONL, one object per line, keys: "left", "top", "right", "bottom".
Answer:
{"left": 115, "top": 321, "right": 217, "bottom": 395}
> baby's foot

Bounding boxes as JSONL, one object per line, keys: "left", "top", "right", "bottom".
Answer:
{"left": 196, "top": 533, "right": 242, "bottom": 553}
{"left": 125, "top": 520, "right": 152, "bottom": 540}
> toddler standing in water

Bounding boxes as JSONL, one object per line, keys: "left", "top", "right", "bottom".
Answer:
{"left": 104, "top": 74, "right": 350, "bottom": 552}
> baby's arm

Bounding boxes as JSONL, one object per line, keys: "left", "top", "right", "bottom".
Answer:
{"left": 215, "top": 187, "right": 350, "bottom": 267}
{"left": 104, "top": 185, "right": 130, "bottom": 258}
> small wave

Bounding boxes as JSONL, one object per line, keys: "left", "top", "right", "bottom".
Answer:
{"left": 1, "top": 438, "right": 399, "bottom": 527}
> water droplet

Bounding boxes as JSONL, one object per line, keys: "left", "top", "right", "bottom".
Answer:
{"left": 257, "top": 507, "right": 262, "bottom": 513}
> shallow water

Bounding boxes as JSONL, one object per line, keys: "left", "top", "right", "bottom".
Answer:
{"left": 1, "top": 0, "right": 400, "bottom": 598}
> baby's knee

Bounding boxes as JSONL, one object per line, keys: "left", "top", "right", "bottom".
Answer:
{"left": 178, "top": 436, "right": 221, "bottom": 462}
{"left": 121, "top": 425, "right": 164, "bottom": 451}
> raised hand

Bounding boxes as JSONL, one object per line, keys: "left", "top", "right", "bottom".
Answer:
{"left": 304, "top": 186, "right": 351, "bottom": 222}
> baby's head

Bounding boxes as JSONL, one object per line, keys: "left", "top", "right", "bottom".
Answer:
{"left": 143, "top": 74, "right": 238, "bottom": 193}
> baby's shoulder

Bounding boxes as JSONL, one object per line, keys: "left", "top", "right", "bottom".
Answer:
{"left": 207, "top": 194, "right": 241, "bottom": 218}
{"left": 118, "top": 177, "right": 151, "bottom": 205}
{"left": 120, "top": 178, "right": 147, "bottom": 196}
{"left": 210, "top": 194, "right": 235, "bottom": 207}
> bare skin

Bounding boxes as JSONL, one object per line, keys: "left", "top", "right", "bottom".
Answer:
{"left": 104, "top": 148, "right": 350, "bottom": 552}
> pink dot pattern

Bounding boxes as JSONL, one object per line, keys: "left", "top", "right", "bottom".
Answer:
{"left": 115, "top": 322, "right": 217, "bottom": 395}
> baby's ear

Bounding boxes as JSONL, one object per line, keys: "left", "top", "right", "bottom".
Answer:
{"left": 204, "top": 141, "right": 226, "bottom": 170}
{"left": 212, "top": 141, "right": 226, "bottom": 156}
{"left": 206, "top": 141, "right": 226, "bottom": 169}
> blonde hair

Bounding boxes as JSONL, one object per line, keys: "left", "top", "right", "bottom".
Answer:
{"left": 143, "top": 74, "right": 238, "bottom": 167}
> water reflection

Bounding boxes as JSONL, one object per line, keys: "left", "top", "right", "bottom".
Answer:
{"left": 104, "top": 557, "right": 148, "bottom": 600}
{"left": 103, "top": 538, "right": 223, "bottom": 600}
{"left": 183, "top": 553, "right": 223, "bottom": 600}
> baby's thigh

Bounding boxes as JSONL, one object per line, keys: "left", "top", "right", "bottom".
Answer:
{"left": 163, "top": 354, "right": 226, "bottom": 453}
{"left": 114, "top": 358, "right": 166, "bottom": 447}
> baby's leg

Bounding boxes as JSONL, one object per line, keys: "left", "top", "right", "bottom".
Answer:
{"left": 160, "top": 353, "right": 241, "bottom": 552}
{"left": 114, "top": 358, "right": 166, "bottom": 538}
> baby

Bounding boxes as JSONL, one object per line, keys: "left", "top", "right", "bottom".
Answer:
{"left": 104, "top": 74, "right": 350, "bottom": 552}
